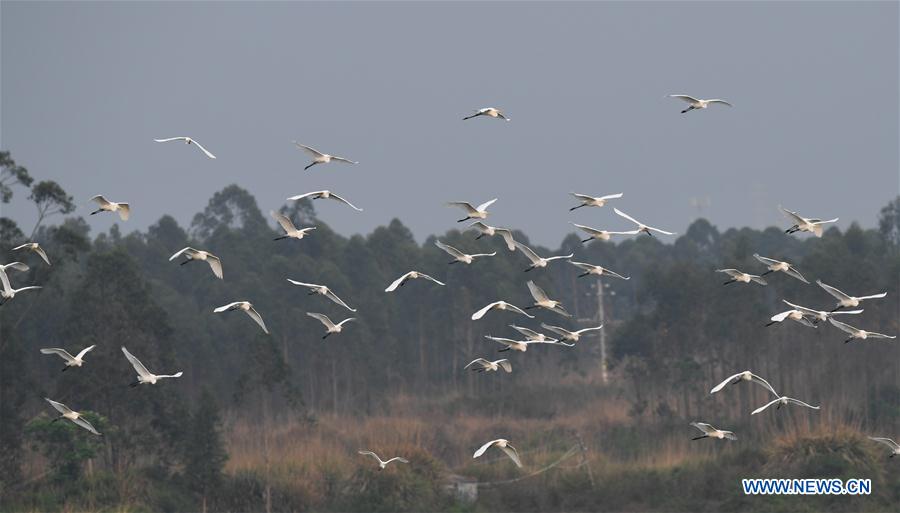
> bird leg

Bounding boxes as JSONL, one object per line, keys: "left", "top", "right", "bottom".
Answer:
{"left": 457, "top": 217, "right": 471, "bottom": 223}
{"left": 90, "top": 209, "right": 103, "bottom": 215}
{"left": 844, "top": 338, "right": 854, "bottom": 344}
{"left": 891, "top": 454, "right": 896, "bottom": 458}
{"left": 776, "top": 403, "right": 782, "bottom": 410}
{"left": 180, "top": 259, "right": 193, "bottom": 266}
{"left": 307, "top": 291, "right": 317, "bottom": 296}
{"left": 760, "top": 270, "right": 773, "bottom": 276}
{"left": 129, "top": 381, "right": 140, "bottom": 388}
{"left": 569, "top": 204, "right": 586, "bottom": 211}
{"left": 830, "top": 305, "right": 844, "bottom": 312}
{"left": 448, "top": 261, "right": 459, "bottom": 265}
{"left": 765, "top": 321, "right": 777, "bottom": 327}
{"left": 523, "top": 306, "right": 537, "bottom": 310}
{"left": 691, "top": 435, "right": 708, "bottom": 440}
{"left": 304, "top": 162, "right": 319, "bottom": 171}
{"left": 578, "top": 272, "right": 590, "bottom": 278}
{"left": 581, "top": 238, "right": 593, "bottom": 244}
{"left": 61, "top": 366, "right": 69, "bottom": 372}
{"left": 731, "top": 378, "right": 741, "bottom": 385}
{"left": 273, "top": 235, "right": 290, "bottom": 241}
{"left": 722, "top": 280, "right": 735, "bottom": 285}
{"left": 498, "top": 347, "right": 510, "bottom": 352}
{"left": 475, "top": 234, "right": 485, "bottom": 240}
{"left": 524, "top": 267, "right": 534, "bottom": 272}
{"left": 322, "top": 333, "right": 331, "bottom": 339}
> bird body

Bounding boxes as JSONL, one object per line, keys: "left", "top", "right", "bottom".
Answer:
{"left": 465, "top": 358, "right": 512, "bottom": 373}
{"left": 294, "top": 142, "right": 358, "bottom": 170}
{"left": 767, "top": 308, "right": 816, "bottom": 328}
{"left": 473, "top": 439, "right": 522, "bottom": 467}
{"left": 690, "top": 422, "right": 735, "bottom": 440}
{"left": 463, "top": 108, "right": 509, "bottom": 121}
{"left": 669, "top": 95, "right": 733, "bottom": 113}
{"left": 90, "top": 195, "right": 131, "bottom": 221}
{"left": 471, "top": 301, "right": 535, "bottom": 321}
{"left": 569, "top": 192, "right": 623, "bottom": 211}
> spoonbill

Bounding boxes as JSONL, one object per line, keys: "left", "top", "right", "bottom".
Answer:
{"left": 752, "top": 396, "right": 820, "bottom": 415}
{"left": 690, "top": 422, "right": 735, "bottom": 441}
{"left": 753, "top": 254, "right": 808, "bottom": 283}
{"left": 122, "top": 346, "right": 183, "bottom": 386}
{"left": 0, "top": 262, "right": 29, "bottom": 289}
{"left": 766, "top": 308, "right": 816, "bottom": 328}
{"left": 435, "top": 240, "right": 496, "bottom": 264}
{"left": 385, "top": 271, "right": 446, "bottom": 292}
{"left": 468, "top": 222, "right": 516, "bottom": 250}
{"left": 781, "top": 207, "right": 838, "bottom": 237}
{"left": 89, "top": 195, "right": 130, "bottom": 221}
{"left": 473, "top": 439, "right": 522, "bottom": 467}
{"left": 514, "top": 241, "right": 572, "bottom": 272}
{"left": 781, "top": 299, "right": 863, "bottom": 324}
{"left": 525, "top": 281, "right": 571, "bottom": 317}
{"left": 0, "top": 271, "right": 40, "bottom": 305}
{"left": 509, "top": 324, "right": 556, "bottom": 342}
{"left": 40, "top": 345, "right": 97, "bottom": 371}
{"left": 465, "top": 358, "right": 512, "bottom": 373}
{"left": 569, "top": 192, "right": 623, "bottom": 211}
{"left": 484, "top": 336, "right": 536, "bottom": 352}
{"left": 828, "top": 318, "right": 896, "bottom": 343}
{"left": 669, "top": 95, "right": 732, "bottom": 113}
{"left": 572, "top": 223, "right": 641, "bottom": 243}
{"left": 11, "top": 243, "right": 50, "bottom": 265}
{"left": 169, "top": 247, "right": 223, "bottom": 279}
{"left": 472, "top": 301, "right": 535, "bottom": 321}
{"left": 287, "top": 190, "right": 363, "bottom": 211}
{"left": 307, "top": 312, "right": 355, "bottom": 339}
{"left": 293, "top": 142, "right": 358, "bottom": 170}
{"left": 271, "top": 211, "right": 316, "bottom": 241}
{"left": 45, "top": 398, "right": 101, "bottom": 435}
{"left": 540, "top": 323, "right": 602, "bottom": 343}
{"left": 569, "top": 261, "right": 630, "bottom": 280}
{"left": 287, "top": 280, "right": 357, "bottom": 312}
{"left": 213, "top": 301, "right": 269, "bottom": 334}
{"left": 463, "top": 108, "right": 509, "bottom": 121}
{"left": 868, "top": 437, "right": 900, "bottom": 458}
{"left": 717, "top": 269, "right": 767, "bottom": 286}
{"left": 358, "top": 451, "right": 408, "bottom": 470}
{"left": 447, "top": 198, "right": 498, "bottom": 223}
{"left": 709, "top": 371, "right": 778, "bottom": 396}
{"left": 817, "top": 279, "right": 887, "bottom": 310}
{"left": 614, "top": 208, "right": 676, "bottom": 236}
{"left": 154, "top": 137, "right": 216, "bottom": 159}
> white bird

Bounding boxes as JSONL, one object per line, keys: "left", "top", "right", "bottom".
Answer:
{"left": 572, "top": 223, "right": 641, "bottom": 243}
{"left": 525, "top": 281, "right": 571, "bottom": 317}
{"left": 473, "top": 439, "right": 521, "bottom": 467}
{"left": 613, "top": 208, "right": 676, "bottom": 237}
{"left": 154, "top": 137, "right": 216, "bottom": 159}
{"left": 569, "top": 261, "right": 630, "bottom": 280}
{"left": 465, "top": 358, "right": 512, "bottom": 373}
{"left": 287, "top": 280, "right": 356, "bottom": 312}
{"left": 717, "top": 269, "right": 767, "bottom": 286}
{"left": 45, "top": 398, "right": 101, "bottom": 435}
{"left": 447, "top": 198, "right": 498, "bottom": 223}
{"left": 307, "top": 312, "right": 355, "bottom": 339}
{"left": 514, "top": 241, "right": 572, "bottom": 272}
{"left": 169, "top": 247, "right": 223, "bottom": 279}
{"left": 269, "top": 211, "right": 316, "bottom": 241}
{"left": 509, "top": 324, "right": 556, "bottom": 342}
{"left": 868, "top": 437, "right": 900, "bottom": 458}
{"left": 435, "top": 240, "right": 496, "bottom": 265}
{"left": 0, "top": 262, "right": 29, "bottom": 291}
{"left": 385, "top": 271, "right": 446, "bottom": 292}
{"left": 828, "top": 318, "right": 896, "bottom": 344}
{"left": 213, "top": 301, "right": 269, "bottom": 334}
{"left": 468, "top": 222, "right": 516, "bottom": 250}
{"left": 463, "top": 107, "right": 509, "bottom": 121}
{"left": 484, "top": 336, "right": 538, "bottom": 353}
{"left": 689, "top": 422, "right": 735, "bottom": 441}
{"left": 766, "top": 308, "right": 817, "bottom": 328}
{"left": 751, "top": 396, "right": 820, "bottom": 415}
{"left": 781, "top": 206, "right": 838, "bottom": 237}
{"left": 40, "top": 345, "right": 97, "bottom": 372}
{"left": 669, "top": 95, "right": 733, "bottom": 113}
{"left": 781, "top": 299, "right": 863, "bottom": 324}
{"left": 540, "top": 323, "right": 602, "bottom": 343}
{"left": 0, "top": 270, "right": 41, "bottom": 305}
{"left": 709, "top": 371, "right": 779, "bottom": 396}
{"left": 89, "top": 195, "right": 130, "bottom": 221}
{"left": 817, "top": 279, "right": 887, "bottom": 310}
{"left": 358, "top": 450, "right": 408, "bottom": 470}
{"left": 293, "top": 142, "right": 358, "bottom": 170}
{"left": 471, "top": 301, "right": 535, "bottom": 321}
{"left": 569, "top": 192, "right": 623, "bottom": 211}
{"left": 121, "top": 346, "right": 183, "bottom": 386}
{"left": 11, "top": 243, "right": 50, "bottom": 265}
{"left": 287, "top": 190, "right": 363, "bottom": 212}
{"left": 753, "top": 254, "right": 808, "bottom": 283}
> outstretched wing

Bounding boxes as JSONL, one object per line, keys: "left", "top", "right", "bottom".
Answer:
{"left": 784, "top": 397, "right": 820, "bottom": 410}
{"left": 40, "top": 348, "right": 76, "bottom": 362}
{"left": 447, "top": 201, "right": 478, "bottom": 215}
{"left": 33, "top": 246, "right": 51, "bottom": 265}
{"left": 90, "top": 195, "right": 112, "bottom": 208}
{"left": 464, "top": 358, "right": 490, "bottom": 369}
{"left": 707, "top": 99, "right": 732, "bottom": 107}
{"left": 286, "top": 191, "right": 321, "bottom": 201}
{"left": 751, "top": 397, "right": 782, "bottom": 415}
{"left": 780, "top": 206, "right": 807, "bottom": 226}
{"left": 783, "top": 266, "right": 809, "bottom": 284}
{"left": 154, "top": 137, "right": 187, "bottom": 143}
{"left": 169, "top": 247, "right": 197, "bottom": 261}
{"left": 473, "top": 439, "right": 500, "bottom": 459}
{"left": 214, "top": 302, "right": 244, "bottom": 313}
{"left": 385, "top": 457, "right": 409, "bottom": 465}
{"left": 828, "top": 317, "right": 858, "bottom": 335}
{"left": 293, "top": 142, "right": 325, "bottom": 158}
{"left": 513, "top": 241, "right": 541, "bottom": 264}
{"left": 572, "top": 223, "right": 605, "bottom": 237}
{"left": 206, "top": 255, "right": 223, "bottom": 280}
{"left": 501, "top": 445, "right": 523, "bottom": 468}
{"left": 419, "top": 273, "right": 445, "bottom": 286}
{"left": 75, "top": 345, "right": 97, "bottom": 361}
{"left": 526, "top": 280, "right": 550, "bottom": 303}
{"left": 45, "top": 397, "right": 74, "bottom": 416}
{"left": 817, "top": 280, "right": 851, "bottom": 301}
{"left": 496, "top": 360, "right": 512, "bottom": 373}
{"left": 385, "top": 273, "right": 412, "bottom": 292}
{"left": 271, "top": 211, "right": 297, "bottom": 233}
{"left": 358, "top": 450, "right": 382, "bottom": 464}
{"left": 476, "top": 198, "right": 498, "bottom": 212}
{"left": 325, "top": 289, "right": 357, "bottom": 312}
{"left": 330, "top": 155, "right": 358, "bottom": 164}
{"left": 495, "top": 229, "right": 517, "bottom": 251}
{"left": 710, "top": 372, "right": 744, "bottom": 394}
{"left": 190, "top": 139, "right": 217, "bottom": 159}
{"left": 246, "top": 306, "right": 270, "bottom": 334}
{"left": 753, "top": 254, "right": 779, "bottom": 266}
{"left": 670, "top": 94, "right": 701, "bottom": 104}
{"left": 72, "top": 416, "right": 101, "bottom": 436}
{"left": 329, "top": 193, "right": 364, "bottom": 211}
{"left": 869, "top": 437, "right": 900, "bottom": 451}
{"left": 472, "top": 302, "right": 499, "bottom": 320}
{"left": 749, "top": 373, "right": 779, "bottom": 396}
{"left": 306, "top": 312, "right": 335, "bottom": 329}
{"left": 540, "top": 323, "right": 570, "bottom": 338}
{"left": 690, "top": 422, "right": 715, "bottom": 435}
{"left": 613, "top": 208, "right": 643, "bottom": 227}
{"left": 435, "top": 241, "right": 466, "bottom": 259}
{"left": 121, "top": 346, "right": 154, "bottom": 379}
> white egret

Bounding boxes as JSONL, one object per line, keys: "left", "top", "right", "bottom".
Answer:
{"left": 40, "top": 345, "right": 97, "bottom": 372}
{"left": 358, "top": 451, "right": 408, "bottom": 470}
{"left": 435, "top": 240, "right": 496, "bottom": 264}
{"left": 45, "top": 398, "right": 101, "bottom": 435}
{"left": 828, "top": 318, "right": 896, "bottom": 343}
{"left": 781, "top": 206, "right": 838, "bottom": 237}
{"left": 572, "top": 223, "right": 641, "bottom": 243}
{"left": 154, "top": 137, "right": 216, "bottom": 159}
{"left": 11, "top": 243, "right": 50, "bottom": 265}
{"left": 0, "top": 270, "right": 40, "bottom": 305}
{"left": 781, "top": 299, "right": 863, "bottom": 324}
{"left": 385, "top": 271, "right": 446, "bottom": 292}
{"left": 569, "top": 261, "right": 630, "bottom": 280}
{"left": 540, "top": 323, "right": 602, "bottom": 343}
{"left": 817, "top": 279, "right": 887, "bottom": 310}
{"left": 89, "top": 195, "right": 130, "bottom": 221}
{"left": 307, "top": 312, "right": 355, "bottom": 339}
{"left": 484, "top": 336, "right": 537, "bottom": 353}
{"left": 709, "top": 371, "right": 778, "bottom": 396}
{"left": 613, "top": 208, "right": 676, "bottom": 237}
{"left": 717, "top": 269, "right": 767, "bottom": 286}
{"left": 509, "top": 324, "right": 556, "bottom": 342}
{"left": 463, "top": 108, "right": 509, "bottom": 121}
{"left": 447, "top": 198, "right": 498, "bottom": 223}
{"left": 468, "top": 222, "right": 516, "bottom": 250}
{"left": 689, "top": 422, "right": 735, "bottom": 441}
{"left": 169, "top": 247, "right": 223, "bottom": 279}
{"left": 473, "top": 439, "right": 521, "bottom": 467}
{"left": 271, "top": 211, "right": 316, "bottom": 241}
{"left": 514, "top": 241, "right": 572, "bottom": 272}
{"left": 569, "top": 192, "right": 623, "bottom": 211}
{"left": 525, "top": 281, "right": 571, "bottom": 317}
{"left": 753, "top": 254, "right": 808, "bottom": 283}
{"left": 287, "top": 280, "right": 357, "bottom": 312}
{"left": 213, "top": 301, "right": 269, "bottom": 334}
{"left": 751, "top": 396, "right": 820, "bottom": 415}
{"left": 465, "top": 358, "right": 512, "bottom": 373}
{"left": 471, "top": 301, "right": 535, "bottom": 321}
{"left": 287, "top": 190, "right": 363, "bottom": 211}
{"left": 121, "top": 346, "right": 183, "bottom": 386}
{"left": 669, "top": 95, "right": 733, "bottom": 113}
{"left": 293, "top": 142, "right": 358, "bottom": 170}
{"left": 868, "top": 437, "right": 900, "bottom": 458}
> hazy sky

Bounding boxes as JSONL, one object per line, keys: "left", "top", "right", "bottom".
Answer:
{"left": 2, "top": 1, "right": 897, "bottom": 247}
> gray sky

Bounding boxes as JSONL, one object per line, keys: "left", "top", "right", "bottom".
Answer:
{"left": 2, "top": 1, "right": 897, "bottom": 246}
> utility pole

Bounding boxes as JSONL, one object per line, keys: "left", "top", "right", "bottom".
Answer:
{"left": 576, "top": 432, "right": 595, "bottom": 489}
{"left": 596, "top": 282, "right": 609, "bottom": 385}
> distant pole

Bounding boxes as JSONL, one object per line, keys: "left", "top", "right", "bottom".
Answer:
{"left": 576, "top": 432, "right": 595, "bottom": 489}
{"left": 597, "top": 282, "right": 608, "bottom": 385}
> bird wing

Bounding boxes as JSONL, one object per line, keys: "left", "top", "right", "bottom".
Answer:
{"left": 214, "top": 301, "right": 244, "bottom": 312}
{"left": 607, "top": 229, "right": 643, "bottom": 236}
{"left": 510, "top": 325, "right": 541, "bottom": 339}
{"left": 11, "top": 243, "right": 30, "bottom": 251}
{"left": 286, "top": 279, "right": 320, "bottom": 289}
{"left": 504, "top": 303, "right": 535, "bottom": 318}
{"left": 690, "top": 422, "right": 716, "bottom": 435}
{"left": 74, "top": 345, "right": 97, "bottom": 361}
{"left": 710, "top": 372, "right": 745, "bottom": 394}
{"left": 465, "top": 358, "right": 490, "bottom": 369}
{"left": 613, "top": 208, "right": 643, "bottom": 227}
{"left": 749, "top": 373, "right": 780, "bottom": 396}
{"left": 168, "top": 247, "right": 197, "bottom": 261}
{"left": 330, "top": 155, "right": 358, "bottom": 164}
{"left": 646, "top": 225, "right": 675, "bottom": 235}
{"left": 419, "top": 273, "right": 445, "bottom": 286}
{"left": 385, "top": 457, "right": 409, "bottom": 465}
{"left": 329, "top": 193, "right": 364, "bottom": 211}
{"left": 869, "top": 437, "right": 900, "bottom": 451}
{"left": 154, "top": 137, "right": 187, "bottom": 143}
{"left": 670, "top": 95, "right": 701, "bottom": 104}
{"left": 783, "top": 266, "right": 809, "bottom": 284}
{"left": 0, "top": 269, "right": 13, "bottom": 294}
{"left": 473, "top": 439, "right": 501, "bottom": 458}
{"left": 749, "top": 276, "right": 768, "bottom": 285}
{"left": 599, "top": 193, "right": 624, "bottom": 201}
{"left": 828, "top": 317, "right": 858, "bottom": 335}
{"left": 857, "top": 292, "right": 888, "bottom": 300}
{"left": 605, "top": 269, "right": 630, "bottom": 280}
{"left": 476, "top": 198, "right": 498, "bottom": 212}
{"left": 271, "top": 211, "right": 298, "bottom": 233}
{"left": 435, "top": 241, "right": 465, "bottom": 259}
{"left": 540, "top": 323, "right": 570, "bottom": 337}
{"left": 770, "top": 310, "right": 795, "bottom": 323}
{"left": 753, "top": 254, "right": 779, "bottom": 266}
{"left": 286, "top": 191, "right": 320, "bottom": 201}
{"left": 570, "top": 193, "right": 596, "bottom": 202}
{"left": 569, "top": 261, "right": 595, "bottom": 271}
{"left": 526, "top": 280, "right": 550, "bottom": 303}
{"left": 33, "top": 246, "right": 51, "bottom": 265}
{"left": 385, "top": 273, "right": 413, "bottom": 292}
{"left": 116, "top": 203, "right": 131, "bottom": 221}
{"left": 547, "top": 305, "right": 572, "bottom": 317}
{"left": 496, "top": 229, "right": 517, "bottom": 251}
{"left": 40, "top": 348, "right": 76, "bottom": 362}
{"left": 575, "top": 326, "right": 603, "bottom": 335}
{"left": 572, "top": 223, "right": 605, "bottom": 237}
{"left": 45, "top": 397, "right": 74, "bottom": 415}
{"left": 471, "top": 252, "right": 497, "bottom": 258}
{"left": 721, "top": 431, "right": 737, "bottom": 440}
{"left": 358, "top": 450, "right": 383, "bottom": 464}
{"left": 90, "top": 195, "right": 112, "bottom": 207}
{"left": 121, "top": 346, "right": 154, "bottom": 379}
{"left": 472, "top": 302, "right": 500, "bottom": 320}
{"left": 72, "top": 416, "right": 101, "bottom": 435}
{"left": 246, "top": 306, "right": 270, "bottom": 334}
{"left": 447, "top": 201, "right": 478, "bottom": 215}
{"left": 496, "top": 360, "right": 512, "bottom": 373}
{"left": 816, "top": 280, "right": 851, "bottom": 301}
{"left": 830, "top": 309, "right": 864, "bottom": 316}
{"left": 513, "top": 242, "right": 541, "bottom": 264}
{"left": 306, "top": 312, "right": 335, "bottom": 329}
{"left": 324, "top": 289, "right": 356, "bottom": 312}
{"left": 501, "top": 445, "right": 523, "bottom": 468}
{"left": 865, "top": 332, "right": 896, "bottom": 339}
{"left": 707, "top": 99, "right": 733, "bottom": 107}
{"left": 751, "top": 397, "right": 782, "bottom": 415}
{"left": 784, "top": 397, "right": 820, "bottom": 410}
{"left": 780, "top": 206, "right": 807, "bottom": 226}
{"left": 190, "top": 139, "right": 217, "bottom": 159}
{"left": 545, "top": 253, "right": 574, "bottom": 262}
{"left": 717, "top": 269, "right": 742, "bottom": 278}
{"left": 294, "top": 142, "right": 325, "bottom": 157}
{"left": 467, "top": 221, "right": 489, "bottom": 234}
{"left": 206, "top": 255, "right": 224, "bottom": 280}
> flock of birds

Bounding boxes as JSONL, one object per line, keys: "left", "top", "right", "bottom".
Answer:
{"left": 2, "top": 95, "right": 897, "bottom": 473}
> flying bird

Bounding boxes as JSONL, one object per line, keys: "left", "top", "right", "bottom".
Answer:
{"left": 40, "top": 345, "right": 97, "bottom": 372}
{"left": 473, "top": 439, "right": 522, "bottom": 467}
{"left": 463, "top": 107, "right": 510, "bottom": 121}
{"left": 358, "top": 451, "right": 408, "bottom": 470}
{"left": 751, "top": 396, "right": 820, "bottom": 415}
{"left": 293, "top": 142, "right": 358, "bottom": 170}
{"left": 816, "top": 279, "right": 887, "bottom": 310}
{"left": 569, "top": 261, "right": 630, "bottom": 280}
{"left": 307, "top": 312, "right": 355, "bottom": 339}
{"left": 709, "top": 371, "right": 779, "bottom": 397}
{"left": 781, "top": 206, "right": 838, "bottom": 237}
{"left": 447, "top": 198, "right": 498, "bottom": 223}
{"left": 11, "top": 243, "right": 50, "bottom": 265}
{"left": 753, "top": 254, "right": 808, "bottom": 283}
{"left": 514, "top": 241, "right": 573, "bottom": 272}
{"left": 669, "top": 95, "right": 733, "bottom": 113}
{"left": 287, "top": 190, "right": 363, "bottom": 212}
{"left": 471, "top": 301, "right": 535, "bottom": 321}
{"left": 385, "top": 271, "right": 446, "bottom": 292}
{"left": 287, "top": 280, "right": 357, "bottom": 312}
{"left": 828, "top": 318, "right": 896, "bottom": 343}
{"left": 540, "top": 323, "right": 603, "bottom": 343}
{"left": 766, "top": 308, "right": 817, "bottom": 328}
{"left": 525, "top": 281, "right": 571, "bottom": 317}
{"left": 169, "top": 247, "right": 223, "bottom": 279}
{"left": 434, "top": 241, "right": 496, "bottom": 264}
{"left": 121, "top": 346, "right": 183, "bottom": 386}
{"left": 613, "top": 208, "right": 676, "bottom": 237}
{"left": 569, "top": 192, "right": 623, "bottom": 211}
{"left": 868, "top": 437, "right": 900, "bottom": 458}
{"left": 468, "top": 222, "right": 516, "bottom": 250}
{"left": 572, "top": 223, "right": 641, "bottom": 243}
{"left": 154, "top": 137, "right": 217, "bottom": 159}
{"left": 509, "top": 324, "right": 556, "bottom": 342}
{"left": 0, "top": 270, "right": 40, "bottom": 305}
{"left": 89, "top": 195, "right": 130, "bottom": 221}
{"left": 717, "top": 269, "right": 767, "bottom": 286}
{"left": 0, "top": 262, "right": 29, "bottom": 291}
{"left": 689, "top": 422, "right": 735, "bottom": 441}
{"left": 45, "top": 398, "right": 101, "bottom": 435}
{"left": 271, "top": 211, "right": 316, "bottom": 241}
{"left": 465, "top": 358, "right": 512, "bottom": 373}
{"left": 484, "top": 336, "right": 538, "bottom": 353}
{"left": 781, "top": 299, "right": 863, "bottom": 324}
{"left": 213, "top": 301, "right": 269, "bottom": 334}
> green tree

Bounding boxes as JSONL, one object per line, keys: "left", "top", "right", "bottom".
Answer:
{"left": 28, "top": 180, "right": 75, "bottom": 237}
{"left": 183, "top": 388, "right": 228, "bottom": 513}
{"left": 0, "top": 151, "right": 33, "bottom": 203}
